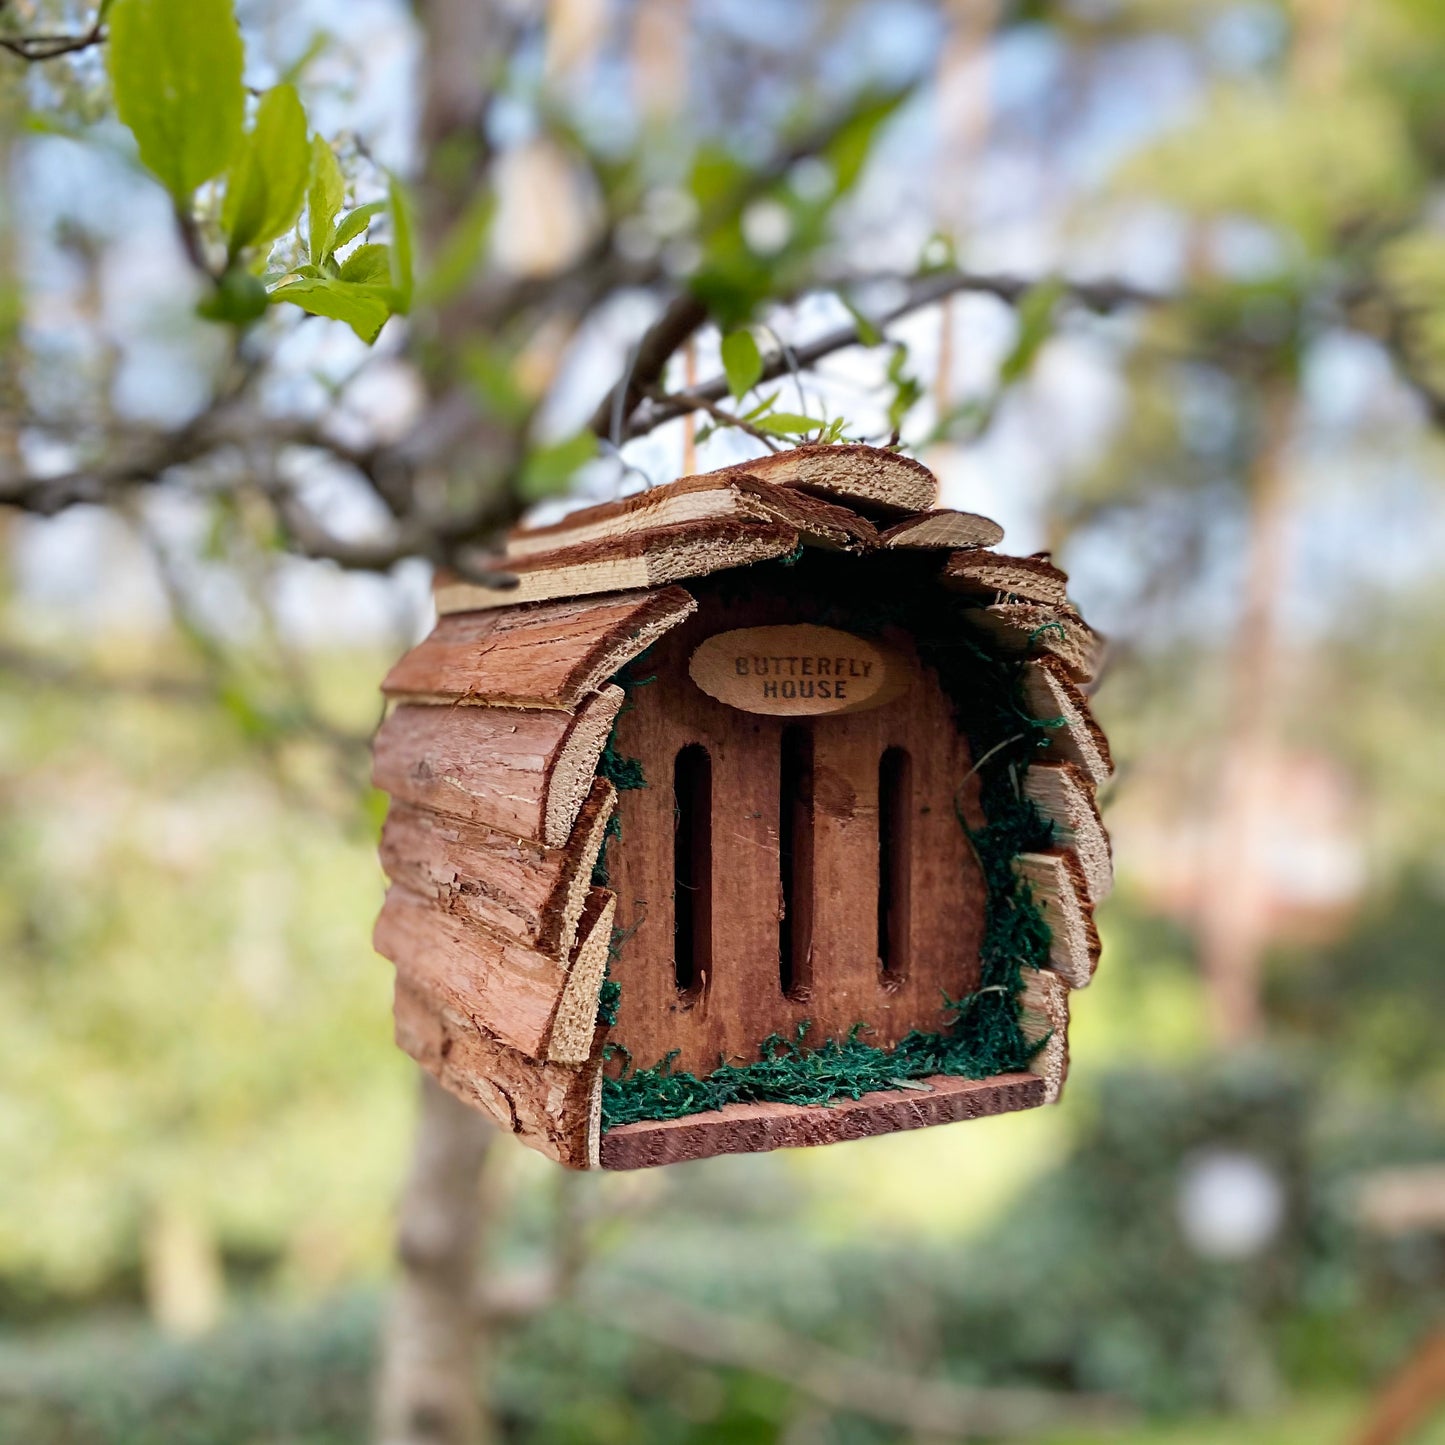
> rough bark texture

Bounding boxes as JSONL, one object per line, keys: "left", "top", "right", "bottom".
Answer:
{"left": 372, "top": 687, "right": 623, "bottom": 846}
{"left": 378, "top": 780, "right": 617, "bottom": 956}
{"left": 381, "top": 587, "right": 697, "bottom": 710}
{"left": 395, "top": 977, "right": 604, "bottom": 1168}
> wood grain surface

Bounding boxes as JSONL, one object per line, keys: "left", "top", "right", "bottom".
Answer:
{"left": 505, "top": 473, "right": 878, "bottom": 559}
{"left": 942, "top": 551, "right": 1070, "bottom": 608}
{"left": 435, "top": 521, "right": 801, "bottom": 612}
{"left": 714, "top": 443, "right": 940, "bottom": 515}
{"left": 1020, "top": 968, "right": 1070, "bottom": 1104}
{"left": 599, "top": 1072, "right": 1045, "bottom": 1169}
{"left": 1022, "top": 760, "right": 1112, "bottom": 903}
{"left": 879, "top": 510, "right": 1004, "bottom": 549}
{"left": 1015, "top": 850, "right": 1100, "bottom": 987}
{"left": 688, "top": 624, "right": 904, "bottom": 717}
{"left": 963, "top": 603, "right": 1102, "bottom": 683}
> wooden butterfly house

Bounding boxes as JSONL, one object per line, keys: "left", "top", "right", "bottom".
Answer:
{"left": 373, "top": 444, "right": 1112, "bottom": 1169}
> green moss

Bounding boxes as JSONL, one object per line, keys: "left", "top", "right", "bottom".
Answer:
{"left": 596, "top": 968, "right": 622, "bottom": 1028}
{"left": 590, "top": 654, "right": 650, "bottom": 891}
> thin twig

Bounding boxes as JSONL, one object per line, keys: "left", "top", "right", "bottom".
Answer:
{"left": 0, "top": 17, "right": 104, "bottom": 60}
{"left": 648, "top": 387, "right": 782, "bottom": 451}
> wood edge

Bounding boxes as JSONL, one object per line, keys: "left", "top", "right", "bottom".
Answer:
{"left": 544, "top": 780, "right": 619, "bottom": 957}
{"left": 734, "top": 476, "right": 881, "bottom": 551}
{"left": 720, "top": 444, "right": 940, "bottom": 515}
{"left": 1014, "top": 849, "right": 1101, "bottom": 988}
{"left": 504, "top": 474, "right": 742, "bottom": 555}
{"left": 966, "top": 603, "right": 1102, "bottom": 684}
{"left": 392, "top": 975, "right": 602, "bottom": 1168}
{"left": 436, "top": 522, "right": 800, "bottom": 613}
{"left": 1019, "top": 968, "right": 1070, "bottom": 1105}
{"left": 506, "top": 476, "right": 876, "bottom": 559}
{"left": 1021, "top": 657, "right": 1116, "bottom": 788}
{"left": 543, "top": 684, "right": 624, "bottom": 847}
{"left": 598, "top": 1072, "right": 1046, "bottom": 1170}
{"left": 942, "top": 550, "right": 1070, "bottom": 606}
{"left": 546, "top": 888, "right": 617, "bottom": 1065}
{"left": 880, "top": 510, "right": 1005, "bottom": 549}
{"left": 1022, "top": 760, "right": 1114, "bottom": 904}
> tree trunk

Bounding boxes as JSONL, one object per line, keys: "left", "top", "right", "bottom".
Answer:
{"left": 1195, "top": 382, "right": 1294, "bottom": 1044}
{"left": 376, "top": 1075, "right": 496, "bottom": 1445}
{"left": 376, "top": 2, "right": 509, "bottom": 1437}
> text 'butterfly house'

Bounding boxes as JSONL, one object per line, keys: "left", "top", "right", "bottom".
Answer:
{"left": 373, "top": 444, "right": 1113, "bottom": 1169}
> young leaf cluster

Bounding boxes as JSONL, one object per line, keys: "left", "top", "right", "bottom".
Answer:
{"left": 105, "top": 0, "right": 410, "bottom": 342}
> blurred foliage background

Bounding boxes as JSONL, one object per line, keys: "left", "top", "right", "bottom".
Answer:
{"left": 1, "top": 0, "right": 1444, "bottom": 1441}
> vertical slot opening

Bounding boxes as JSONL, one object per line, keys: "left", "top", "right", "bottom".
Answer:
{"left": 673, "top": 744, "right": 712, "bottom": 998}
{"left": 779, "top": 725, "right": 815, "bottom": 999}
{"left": 878, "top": 745, "right": 912, "bottom": 984}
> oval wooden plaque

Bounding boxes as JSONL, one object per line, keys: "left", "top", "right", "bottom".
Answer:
{"left": 688, "top": 625, "right": 906, "bottom": 717}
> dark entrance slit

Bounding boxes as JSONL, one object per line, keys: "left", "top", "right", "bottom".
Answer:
{"left": 673, "top": 743, "right": 712, "bottom": 999}
{"left": 779, "top": 724, "right": 815, "bottom": 999}
{"left": 878, "top": 745, "right": 912, "bottom": 984}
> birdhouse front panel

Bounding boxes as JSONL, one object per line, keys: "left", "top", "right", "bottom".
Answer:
{"left": 372, "top": 445, "right": 1113, "bottom": 1170}
{"left": 602, "top": 577, "right": 990, "bottom": 1080}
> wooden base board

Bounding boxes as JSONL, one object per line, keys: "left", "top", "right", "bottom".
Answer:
{"left": 599, "top": 1071, "right": 1046, "bottom": 1169}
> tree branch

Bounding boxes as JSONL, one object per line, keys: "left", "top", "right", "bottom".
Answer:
{"left": 0, "top": 16, "right": 104, "bottom": 61}
{"left": 586, "top": 293, "right": 709, "bottom": 441}
{"left": 573, "top": 1287, "right": 1128, "bottom": 1440}
{"left": 645, "top": 386, "right": 782, "bottom": 450}
{"left": 617, "top": 267, "right": 1164, "bottom": 442}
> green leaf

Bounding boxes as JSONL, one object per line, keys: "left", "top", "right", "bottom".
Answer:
{"left": 387, "top": 174, "right": 414, "bottom": 313}
{"left": 462, "top": 342, "right": 530, "bottom": 425}
{"left": 222, "top": 84, "right": 310, "bottom": 256}
{"left": 824, "top": 86, "right": 910, "bottom": 194}
{"left": 337, "top": 243, "right": 391, "bottom": 285}
{"left": 197, "top": 267, "right": 268, "bottom": 324}
{"left": 756, "top": 412, "right": 821, "bottom": 436}
{"left": 269, "top": 276, "right": 392, "bottom": 343}
{"left": 740, "top": 390, "right": 780, "bottom": 422}
{"left": 519, "top": 432, "right": 598, "bottom": 501}
{"left": 885, "top": 343, "right": 923, "bottom": 433}
{"left": 332, "top": 200, "right": 385, "bottom": 253}
{"left": 837, "top": 292, "right": 882, "bottom": 346}
{"left": 107, "top": 0, "right": 245, "bottom": 201}
{"left": 422, "top": 194, "right": 495, "bottom": 303}
{"left": 999, "top": 277, "right": 1065, "bottom": 385}
{"left": 308, "top": 137, "right": 345, "bottom": 266}
{"left": 688, "top": 144, "right": 750, "bottom": 217}
{"left": 720, "top": 329, "right": 763, "bottom": 400}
